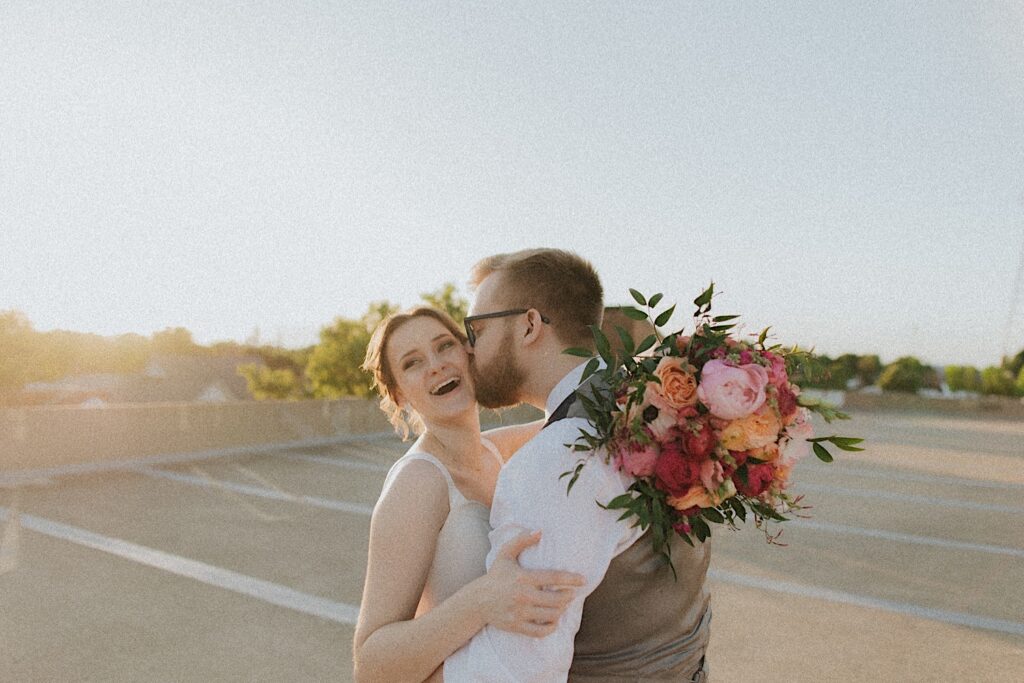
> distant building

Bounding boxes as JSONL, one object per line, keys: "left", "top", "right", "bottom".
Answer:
{"left": 18, "top": 354, "right": 263, "bottom": 406}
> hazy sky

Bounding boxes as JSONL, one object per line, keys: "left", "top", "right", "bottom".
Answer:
{"left": 2, "top": 2, "right": 1023, "bottom": 367}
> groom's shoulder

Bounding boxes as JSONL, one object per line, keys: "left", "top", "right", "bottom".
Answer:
{"left": 506, "top": 417, "right": 606, "bottom": 475}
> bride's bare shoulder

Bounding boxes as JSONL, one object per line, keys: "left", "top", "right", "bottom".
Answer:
{"left": 374, "top": 456, "right": 449, "bottom": 525}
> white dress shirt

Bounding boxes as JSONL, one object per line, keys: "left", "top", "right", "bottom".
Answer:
{"left": 444, "top": 363, "right": 645, "bottom": 682}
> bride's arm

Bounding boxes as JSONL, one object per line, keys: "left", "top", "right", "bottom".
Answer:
{"left": 483, "top": 419, "right": 545, "bottom": 462}
{"left": 353, "top": 460, "right": 583, "bottom": 683}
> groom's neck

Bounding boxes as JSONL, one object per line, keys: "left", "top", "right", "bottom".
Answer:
{"left": 520, "top": 352, "right": 590, "bottom": 411}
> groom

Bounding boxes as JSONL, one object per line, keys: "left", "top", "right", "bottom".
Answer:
{"left": 444, "top": 249, "right": 711, "bottom": 682}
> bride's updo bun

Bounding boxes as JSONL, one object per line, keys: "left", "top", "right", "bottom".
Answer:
{"left": 362, "top": 306, "right": 468, "bottom": 440}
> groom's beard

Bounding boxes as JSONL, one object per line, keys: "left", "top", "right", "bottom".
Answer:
{"left": 471, "top": 330, "right": 526, "bottom": 409}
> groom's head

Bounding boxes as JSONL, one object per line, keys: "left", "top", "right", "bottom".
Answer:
{"left": 466, "top": 248, "right": 603, "bottom": 409}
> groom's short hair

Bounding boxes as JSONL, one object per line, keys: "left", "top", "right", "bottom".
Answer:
{"left": 470, "top": 248, "right": 603, "bottom": 347}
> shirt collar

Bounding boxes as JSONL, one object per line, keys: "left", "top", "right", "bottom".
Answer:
{"left": 544, "top": 361, "right": 591, "bottom": 418}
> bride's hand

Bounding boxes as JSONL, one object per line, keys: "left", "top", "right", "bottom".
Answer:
{"left": 480, "top": 531, "right": 585, "bottom": 638}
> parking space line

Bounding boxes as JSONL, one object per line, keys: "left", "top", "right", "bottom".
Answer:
{"left": 0, "top": 431, "right": 397, "bottom": 486}
{"left": 797, "top": 483, "right": 1024, "bottom": 514}
{"left": 789, "top": 519, "right": 1024, "bottom": 559}
{"left": 817, "top": 465, "right": 1024, "bottom": 491}
{"left": 0, "top": 506, "right": 359, "bottom": 625}
{"left": 135, "top": 467, "right": 375, "bottom": 516}
{"left": 709, "top": 569, "right": 1024, "bottom": 636}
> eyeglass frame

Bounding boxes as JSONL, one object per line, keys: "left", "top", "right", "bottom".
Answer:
{"left": 463, "top": 309, "right": 551, "bottom": 347}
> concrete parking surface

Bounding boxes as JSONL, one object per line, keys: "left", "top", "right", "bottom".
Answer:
{"left": 2, "top": 410, "right": 1023, "bottom": 681}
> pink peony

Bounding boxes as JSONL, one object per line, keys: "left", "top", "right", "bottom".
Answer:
{"left": 618, "top": 442, "right": 660, "bottom": 477}
{"left": 697, "top": 359, "right": 769, "bottom": 420}
{"left": 779, "top": 408, "right": 814, "bottom": 466}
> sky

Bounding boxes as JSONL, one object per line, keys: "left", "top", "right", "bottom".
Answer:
{"left": 2, "top": 1, "right": 1023, "bottom": 368}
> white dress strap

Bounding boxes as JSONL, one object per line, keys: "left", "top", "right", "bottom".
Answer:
{"left": 381, "top": 450, "right": 467, "bottom": 509}
{"left": 481, "top": 437, "right": 505, "bottom": 465}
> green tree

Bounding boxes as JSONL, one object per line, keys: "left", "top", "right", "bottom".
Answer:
{"left": 877, "top": 356, "right": 927, "bottom": 394}
{"left": 1003, "top": 349, "right": 1024, "bottom": 378}
{"left": 945, "top": 365, "right": 981, "bottom": 393}
{"left": 0, "top": 310, "right": 35, "bottom": 394}
{"left": 980, "top": 366, "right": 1017, "bottom": 396}
{"left": 419, "top": 282, "right": 469, "bottom": 325}
{"left": 151, "top": 327, "right": 196, "bottom": 355}
{"left": 238, "top": 364, "right": 302, "bottom": 400}
{"left": 306, "top": 318, "right": 373, "bottom": 398}
{"left": 855, "top": 355, "right": 882, "bottom": 387}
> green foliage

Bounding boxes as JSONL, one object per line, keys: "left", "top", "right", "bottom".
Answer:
{"left": 877, "top": 356, "right": 927, "bottom": 394}
{"left": 151, "top": 327, "right": 196, "bottom": 355}
{"left": 0, "top": 310, "right": 36, "bottom": 393}
{"left": 1017, "top": 367, "right": 1024, "bottom": 396}
{"left": 419, "top": 282, "right": 468, "bottom": 325}
{"left": 945, "top": 365, "right": 981, "bottom": 393}
{"left": 305, "top": 317, "right": 377, "bottom": 399}
{"left": 238, "top": 364, "right": 302, "bottom": 400}
{"left": 855, "top": 355, "right": 882, "bottom": 386}
{"left": 1003, "top": 349, "right": 1024, "bottom": 378}
{"left": 980, "top": 366, "right": 1017, "bottom": 396}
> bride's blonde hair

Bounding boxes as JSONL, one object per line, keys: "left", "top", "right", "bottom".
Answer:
{"left": 362, "top": 306, "right": 468, "bottom": 440}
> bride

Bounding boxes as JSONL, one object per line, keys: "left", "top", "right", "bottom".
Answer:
{"left": 353, "top": 307, "right": 585, "bottom": 682}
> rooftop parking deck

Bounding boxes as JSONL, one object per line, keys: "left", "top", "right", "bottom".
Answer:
{"left": 1, "top": 410, "right": 1023, "bottom": 681}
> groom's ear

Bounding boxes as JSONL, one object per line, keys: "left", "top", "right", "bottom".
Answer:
{"left": 521, "top": 309, "right": 546, "bottom": 347}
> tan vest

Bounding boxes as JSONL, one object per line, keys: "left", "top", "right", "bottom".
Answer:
{"left": 568, "top": 532, "right": 711, "bottom": 681}
{"left": 556, "top": 382, "right": 712, "bottom": 682}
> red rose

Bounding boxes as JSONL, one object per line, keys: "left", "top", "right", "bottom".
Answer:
{"left": 776, "top": 384, "right": 798, "bottom": 422}
{"left": 654, "top": 441, "right": 703, "bottom": 496}
{"left": 735, "top": 462, "right": 775, "bottom": 497}
{"left": 683, "top": 417, "right": 716, "bottom": 460}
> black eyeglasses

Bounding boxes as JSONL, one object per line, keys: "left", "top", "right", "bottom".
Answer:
{"left": 463, "top": 309, "right": 551, "bottom": 347}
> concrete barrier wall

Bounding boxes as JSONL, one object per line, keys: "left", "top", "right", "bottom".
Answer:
{"left": 0, "top": 399, "right": 544, "bottom": 473}
{"left": 843, "top": 391, "right": 1024, "bottom": 420}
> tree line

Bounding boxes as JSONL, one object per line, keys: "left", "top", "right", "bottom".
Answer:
{"left": 2, "top": 284, "right": 1022, "bottom": 404}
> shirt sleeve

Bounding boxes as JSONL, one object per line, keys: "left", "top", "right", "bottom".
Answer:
{"left": 444, "top": 422, "right": 642, "bottom": 683}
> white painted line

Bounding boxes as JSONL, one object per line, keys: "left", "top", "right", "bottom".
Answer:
{"left": 797, "top": 483, "right": 1024, "bottom": 515}
{"left": 0, "top": 431, "right": 397, "bottom": 486}
{"left": 820, "top": 465, "right": 1024, "bottom": 492}
{"left": 135, "top": 467, "right": 374, "bottom": 516}
{"left": 789, "top": 519, "right": 1024, "bottom": 559}
{"left": 709, "top": 569, "right": 1024, "bottom": 637}
{"left": 0, "top": 507, "right": 359, "bottom": 625}
{"left": 279, "top": 453, "right": 390, "bottom": 473}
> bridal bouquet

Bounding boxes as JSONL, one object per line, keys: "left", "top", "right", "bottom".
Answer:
{"left": 562, "top": 284, "right": 862, "bottom": 568}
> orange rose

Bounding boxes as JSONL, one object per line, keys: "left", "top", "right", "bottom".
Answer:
{"left": 719, "top": 407, "right": 781, "bottom": 451}
{"left": 653, "top": 357, "right": 698, "bottom": 409}
{"left": 667, "top": 480, "right": 737, "bottom": 511}
{"left": 748, "top": 443, "right": 781, "bottom": 463}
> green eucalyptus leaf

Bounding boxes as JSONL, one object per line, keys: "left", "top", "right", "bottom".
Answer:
{"left": 636, "top": 334, "right": 657, "bottom": 354}
{"left": 654, "top": 305, "right": 676, "bottom": 328}
{"left": 813, "top": 443, "right": 834, "bottom": 463}
{"left": 629, "top": 289, "right": 647, "bottom": 306}
{"left": 694, "top": 283, "right": 714, "bottom": 308}
{"left": 615, "top": 325, "right": 635, "bottom": 355}
{"left": 648, "top": 293, "right": 664, "bottom": 308}
{"left": 621, "top": 306, "right": 649, "bottom": 321}
{"left": 590, "top": 325, "right": 615, "bottom": 366}
{"left": 563, "top": 347, "right": 594, "bottom": 358}
{"left": 702, "top": 507, "right": 725, "bottom": 524}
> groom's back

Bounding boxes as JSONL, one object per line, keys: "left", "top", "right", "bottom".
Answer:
{"left": 568, "top": 527, "right": 711, "bottom": 681}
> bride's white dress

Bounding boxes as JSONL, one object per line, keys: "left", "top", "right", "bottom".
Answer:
{"left": 379, "top": 439, "right": 504, "bottom": 612}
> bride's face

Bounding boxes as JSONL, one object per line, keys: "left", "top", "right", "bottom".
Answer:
{"left": 386, "top": 316, "right": 475, "bottom": 423}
